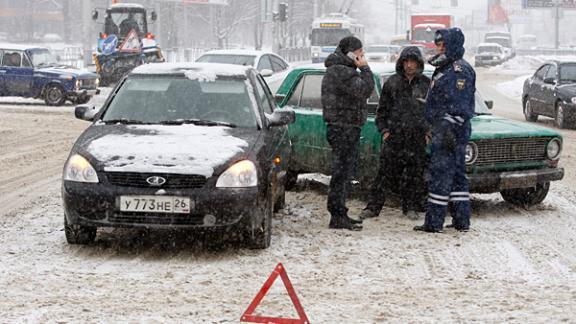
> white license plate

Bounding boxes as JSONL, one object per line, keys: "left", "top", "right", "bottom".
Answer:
{"left": 120, "top": 196, "right": 192, "bottom": 214}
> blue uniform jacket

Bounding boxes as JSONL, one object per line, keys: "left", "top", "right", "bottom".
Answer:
{"left": 425, "top": 28, "right": 476, "bottom": 139}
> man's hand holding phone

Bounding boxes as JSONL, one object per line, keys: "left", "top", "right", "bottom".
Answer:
{"left": 347, "top": 50, "right": 368, "bottom": 68}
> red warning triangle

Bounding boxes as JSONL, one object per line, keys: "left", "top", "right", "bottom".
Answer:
{"left": 118, "top": 29, "right": 141, "bottom": 53}
{"left": 241, "top": 263, "right": 310, "bottom": 324}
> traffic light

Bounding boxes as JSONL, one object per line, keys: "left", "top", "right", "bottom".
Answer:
{"left": 278, "top": 3, "right": 288, "bottom": 22}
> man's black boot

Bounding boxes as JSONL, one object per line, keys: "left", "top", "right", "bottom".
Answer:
{"left": 413, "top": 224, "right": 443, "bottom": 233}
{"left": 329, "top": 217, "right": 363, "bottom": 231}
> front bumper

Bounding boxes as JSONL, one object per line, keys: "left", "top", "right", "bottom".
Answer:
{"left": 469, "top": 167, "right": 564, "bottom": 193}
{"left": 63, "top": 181, "right": 259, "bottom": 229}
{"left": 475, "top": 59, "right": 502, "bottom": 66}
{"left": 67, "top": 88, "right": 100, "bottom": 98}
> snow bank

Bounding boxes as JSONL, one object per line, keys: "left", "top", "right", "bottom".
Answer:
{"left": 488, "top": 55, "right": 576, "bottom": 75}
{"left": 495, "top": 74, "right": 531, "bottom": 100}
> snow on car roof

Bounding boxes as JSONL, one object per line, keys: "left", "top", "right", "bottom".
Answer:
{"left": 88, "top": 125, "right": 249, "bottom": 177}
{"left": 478, "top": 43, "right": 503, "bottom": 48}
{"left": 414, "top": 23, "right": 447, "bottom": 29}
{"left": 131, "top": 62, "right": 250, "bottom": 81}
{"left": 0, "top": 43, "right": 44, "bottom": 51}
{"left": 200, "top": 49, "right": 269, "bottom": 57}
{"left": 110, "top": 3, "right": 145, "bottom": 9}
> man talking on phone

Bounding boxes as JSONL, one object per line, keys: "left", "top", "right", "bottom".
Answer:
{"left": 321, "top": 36, "right": 374, "bottom": 231}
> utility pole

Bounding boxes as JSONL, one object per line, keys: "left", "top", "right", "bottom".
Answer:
{"left": 394, "top": 0, "right": 399, "bottom": 34}
{"left": 82, "top": 0, "right": 92, "bottom": 68}
{"left": 554, "top": 0, "right": 560, "bottom": 49}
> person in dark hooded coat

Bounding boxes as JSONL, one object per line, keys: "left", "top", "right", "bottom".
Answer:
{"left": 414, "top": 27, "right": 476, "bottom": 233}
{"left": 360, "top": 46, "right": 431, "bottom": 221}
{"left": 321, "top": 36, "right": 375, "bottom": 231}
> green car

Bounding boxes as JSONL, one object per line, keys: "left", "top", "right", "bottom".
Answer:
{"left": 275, "top": 62, "right": 565, "bottom": 207}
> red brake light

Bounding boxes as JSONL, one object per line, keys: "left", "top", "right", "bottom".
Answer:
{"left": 100, "top": 33, "right": 108, "bottom": 39}
{"left": 146, "top": 33, "right": 154, "bottom": 39}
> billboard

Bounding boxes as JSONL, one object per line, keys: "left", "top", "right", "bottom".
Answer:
{"left": 522, "top": 0, "right": 576, "bottom": 8}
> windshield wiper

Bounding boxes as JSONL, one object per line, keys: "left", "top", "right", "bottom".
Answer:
{"left": 475, "top": 112, "right": 492, "bottom": 116}
{"left": 102, "top": 118, "right": 149, "bottom": 125}
{"left": 159, "top": 119, "right": 237, "bottom": 128}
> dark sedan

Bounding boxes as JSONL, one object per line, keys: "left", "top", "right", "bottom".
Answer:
{"left": 523, "top": 61, "right": 576, "bottom": 128}
{"left": 62, "top": 63, "right": 295, "bottom": 249}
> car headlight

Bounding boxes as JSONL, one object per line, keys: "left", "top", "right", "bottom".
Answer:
{"left": 63, "top": 154, "right": 99, "bottom": 183}
{"left": 75, "top": 79, "right": 81, "bottom": 90}
{"left": 465, "top": 142, "right": 478, "bottom": 165}
{"left": 571, "top": 97, "right": 576, "bottom": 104}
{"left": 216, "top": 160, "right": 257, "bottom": 188}
{"left": 95, "top": 78, "right": 100, "bottom": 87}
{"left": 546, "top": 138, "right": 562, "bottom": 160}
{"left": 312, "top": 52, "right": 320, "bottom": 58}
{"left": 493, "top": 56, "right": 499, "bottom": 60}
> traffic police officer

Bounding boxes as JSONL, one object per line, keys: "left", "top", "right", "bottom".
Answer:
{"left": 414, "top": 27, "right": 476, "bottom": 233}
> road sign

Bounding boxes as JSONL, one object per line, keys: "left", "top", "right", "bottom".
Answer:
{"left": 241, "top": 263, "right": 310, "bottom": 324}
{"left": 118, "top": 29, "right": 141, "bottom": 53}
{"left": 523, "top": 0, "right": 576, "bottom": 8}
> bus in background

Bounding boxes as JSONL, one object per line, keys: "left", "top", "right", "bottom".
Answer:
{"left": 310, "top": 13, "right": 364, "bottom": 63}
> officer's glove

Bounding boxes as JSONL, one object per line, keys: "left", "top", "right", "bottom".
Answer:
{"left": 443, "top": 128, "right": 456, "bottom": 151}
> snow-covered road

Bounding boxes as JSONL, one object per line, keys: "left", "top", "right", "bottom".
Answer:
{"left": 2, "top": 67, "right": 576, "bottom": 322}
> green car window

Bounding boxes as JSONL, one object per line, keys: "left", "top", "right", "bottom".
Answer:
{"left": 299, "top": 74, "right": 323, "bottom": 109}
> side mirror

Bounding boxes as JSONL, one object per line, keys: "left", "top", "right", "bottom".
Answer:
{"left": 260, "top": 69, "right": 274, "bottom": 77}
{"left": 92, "top": 10, "right": 99, "bottom": 21}
{"left": 75, "top": 105, "right": 98, "bottom": 122}
{"left": 274, "top": 93, "right": 286, "bottom": 105}
{"left": 484, "top": 100, "right": 494, "bottom": 109}
{"left": 150, "top": 11, "right": 158, "bottom": 21}
{"left": 268, "top": 109, "right": 295, "bottom": 127}
{"left": 543, "top": 77, "right": 556, "bottom": 85}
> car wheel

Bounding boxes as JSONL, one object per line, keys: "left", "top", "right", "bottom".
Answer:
{"left": 75, "top": 96, "right": 91, "bottom": 105}
{"left": 285, "top": 170, "right": 298, "bottom": 191}
{"left": 500, "top": 182, "right": 550, "bottom": 208}
{"left": 64, "top": 216, "right": 96, "bottom": 244}
{"left": 248, "top": 190, "right": 272, "bottom": 249}
{"left": 44, "top": 84, "right": 66, "bottom": 106}
{"left": 555, "top": 101, "right": 567, "bottom": 129}
{"left": 523, "top": 99, "right": 538, "bottom": 122}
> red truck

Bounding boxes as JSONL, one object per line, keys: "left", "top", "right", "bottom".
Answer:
{"left": 410, "top": 14, "right": 454, "bottom": 51}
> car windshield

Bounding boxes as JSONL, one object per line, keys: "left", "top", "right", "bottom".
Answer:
{"left": 413, "top": 28, "right": 440, "bottom": 42}
{"left": 108, "top": 10, "right": 147, "bottom": 37}
{"left": 485, "top": 37, "right": 511, "bottom": 48}
{"left": 196, "top": 54, "right": 256, "bottom": 67}
{"left": 475, "top": 92, "right": 492, "bottom": 115}
{"left": 101, "top": 76, "right": 258, "bottom": 128}
{"left": 310, "top": 28, "right": 352, "bottom": 46}
{"left": 29, "top": 48, "right": 58, "bottom": 67}
{"left": 478, "top": 46, "right": 501, "bottom": 53}
{"left": 366, "top": 46, "right": 390, "bottom": 53}
{"left": 559, "top": 63, "right": 576, "bottom": 82}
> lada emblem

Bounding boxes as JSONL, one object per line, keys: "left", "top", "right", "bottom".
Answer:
{"left": 510, "top": 144, "right": 518, "bottom": 157}
{"left": 146, "top": 176, "right": 166, "bottom": 187}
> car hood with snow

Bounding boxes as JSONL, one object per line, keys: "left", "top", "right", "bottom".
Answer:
{"left": 72, "top": 124, "right": 258, "bottom": 178}
{"left": 37, "top": 66, "right": 98, "bottom": 79}
{"left": 470, "top": 114, "right": 561, "bottom": 140}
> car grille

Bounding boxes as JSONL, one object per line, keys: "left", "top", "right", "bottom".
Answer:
{"left": 110, "top": 212, "right": 204, "bottom": 225}
{"left": 474, "top": 137, "right": 551, "bottom": 165}
{"left": 106, "top": 172, "right": 207, "bottom": 189}
{"left": 80, "top": 78, "right": 98, "bottom": 89}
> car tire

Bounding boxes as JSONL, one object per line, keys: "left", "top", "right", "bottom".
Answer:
{"left": 44, "top": 84, "right": 66, "bottom": 106}
{"left": 75, "top": 96, "right": 91, "bottom": 105}
{"left": 500, "top": 182, "right": 550, "bottom": 208}
{"left": 285, "top": 170, "right": 298, "bottom": 191}
{"left": 64, "top": 216, "right": 96, "bottom": 245}
{"left": 555, "top": 101, "right": 567, "bottom": 129}
{"left": 523, "top": 98, "right": 538, "bottom": 122}
{"left": 247, "top": 190, "right": 272, "bottom": 249}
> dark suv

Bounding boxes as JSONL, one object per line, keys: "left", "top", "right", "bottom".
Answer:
{"left": 0, "top": 44, "right": 99, "bottom": 105}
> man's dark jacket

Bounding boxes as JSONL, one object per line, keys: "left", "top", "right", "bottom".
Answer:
{"left": 375, "top": 46, "right": 431, "bottom": 146}
{"left": 321, "top": 49, "right": 375, "bottom": 127}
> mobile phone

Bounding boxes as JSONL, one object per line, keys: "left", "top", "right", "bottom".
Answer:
{"left": 346, "top": 52, "right": 357, "bottom": 61}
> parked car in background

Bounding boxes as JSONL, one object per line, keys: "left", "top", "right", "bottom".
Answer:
{"left": 365, "top": 44, "right": 401, "bottom": 63}
{"left": 516, "top": 34, "right": 538, "bottom": 50}
{"left": 196, "top": 49, "right": 291, "bottom": 93}
{"left": 0, "top": 44, "right": 99, "bottom": 105}
{"left": 523, "top": 61, "right": 576, "bottom": 129}
{"left": 474, "top": 43, "right": 506, "bottom": 67}
{"left": 485, "top": 32, "right": 514, "bottom": 59}
{"left": 62, "top": 63, "right": 295, "bottom": 249}
{"left": 275, "top": 63, "right": 564, "bottom": 207}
